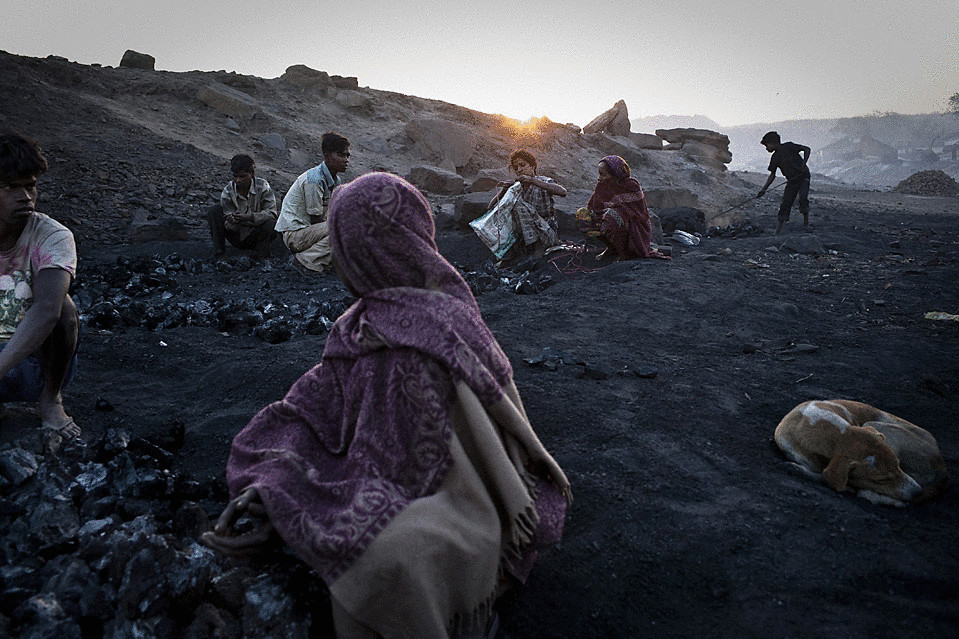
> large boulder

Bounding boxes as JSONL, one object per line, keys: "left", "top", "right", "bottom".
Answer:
{"left": 681, "top": 140, "right": 732, "bottom": 163}
{"left": 583, "top": 100, "right": 631, "bottom": 137}
{"left": 196, "top": 83, "right": 260, "bottom": 120}
{"left": 645, "top": 188, "right": 699, "bottom": 210}
{"left": 469, "top": 168, "right": 511, "bottom": 193}
{"left": 453, "top": 191, "right": 496, "bottom": 227}
{"left": 629, "top": 132, "right": 663, "bottom": 150}
{"left": 649, "top": 213, "right": 664, "bottom": 246}
{"left": 656, "top": 207, "right": 706, "bottom": 234}
{"left": 585, "top": 134, "right": 649, "bottom": 168}
{"left": 119, "top": 50, "right": 155, "bottom": 70}
{"left": 130, "top": 212, "right": 189, "bottom": 243}
{"left": 656, "top": 127, "right": 730, "bottom": 148}
{"left": 405, "top": 118, "right": 478, "bottom": 169}
{"left": 279, "top": 65, "right": 332, "bottom": 89}
{"left": 334, "top": 90, "right": 372, "bottom": 111}
{"left": 259, "top": 133, "right": 286, "bottom": 152}
{"left": 331, "top": 75, "right": 359, "bottom": 89}
{"left": 656, "top": 127, "right": 732, "bottom": 170}
{"left": 680, "top": 140, "right": 733, "bottom": 169}
{"left": 406, "top": 166, "right": 465, "bottom": 195}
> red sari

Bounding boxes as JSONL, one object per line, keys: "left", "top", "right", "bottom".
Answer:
{"left": 587, "top": 176, "right": 653, "bottom": 259}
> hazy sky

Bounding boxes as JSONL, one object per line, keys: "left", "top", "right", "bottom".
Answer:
{"left": 7, "top": 0, "right": 958, "bottom": 127}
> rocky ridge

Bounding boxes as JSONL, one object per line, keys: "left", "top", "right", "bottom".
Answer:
{"left": 0, "top": 49, "right": 756, "bottom": 249}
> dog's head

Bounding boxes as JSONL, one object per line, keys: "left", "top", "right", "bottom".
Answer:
{"left": 821, "top": 427, "right": 924, "bottom": 503}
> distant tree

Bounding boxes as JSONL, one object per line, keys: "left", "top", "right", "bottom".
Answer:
{"left": 949, "top": 92, "right": 959, "bottom": 117}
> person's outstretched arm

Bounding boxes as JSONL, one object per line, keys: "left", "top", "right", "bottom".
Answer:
{"left": 520, "top": 175, "right": 567, "bottom": 197}
{"left": 758, "top": 170, "right": 776, "bottom": 196}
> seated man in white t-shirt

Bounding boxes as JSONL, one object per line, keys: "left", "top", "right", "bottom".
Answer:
{"left": 0, "top": 131, "right": 80, "bottom": 445}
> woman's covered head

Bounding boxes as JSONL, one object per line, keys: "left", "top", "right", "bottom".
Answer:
{"left": 599, "top": 155, "right": 630, "bottom": 181}
{"left": 328, "top": 173, "right": 475, "bottom": 302}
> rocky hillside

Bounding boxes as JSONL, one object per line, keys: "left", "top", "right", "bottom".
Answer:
{"left": 0, "top": 50, "right": 757, "bottom": 248}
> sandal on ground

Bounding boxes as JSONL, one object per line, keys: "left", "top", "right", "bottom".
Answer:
{"left": 41, "top": 417, "right": 81, "bottom": 441}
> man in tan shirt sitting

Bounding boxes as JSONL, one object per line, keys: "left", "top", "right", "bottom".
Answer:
{"left": 206, "top": 154, "right": 277, "bottom": 257}
{"left": 275, "top": 132, "right": 350, "bottom": 275}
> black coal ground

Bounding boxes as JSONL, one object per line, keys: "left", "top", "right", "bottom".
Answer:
{"left": 2, "top": 184, "right": 958, "bottom": 639}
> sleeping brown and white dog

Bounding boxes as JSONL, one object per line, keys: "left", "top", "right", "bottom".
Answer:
{"left": 774, "top": 399, "right": 949, "bottom": 506}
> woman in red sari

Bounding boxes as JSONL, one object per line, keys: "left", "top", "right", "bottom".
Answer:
{"left": 585, "top": 155, "right": 669, "bottom": 260}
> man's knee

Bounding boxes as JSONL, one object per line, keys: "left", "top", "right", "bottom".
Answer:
{"left": 283, "top": 226, "right": 325, "bottom": 254}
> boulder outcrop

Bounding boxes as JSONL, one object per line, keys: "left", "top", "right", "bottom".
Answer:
{"left": 629, "top": 132, "right": 663, "bottom": 150}
{"left": 119, "top": 50, "right": 155, "bottom": 70}
{"left": 656, "top": 207, "right": 707, "bottom": 234}
{"left": 454, "top": 191, "right": 496, "bottom": 227}
{"left": 406, "top": 166, "right": 465, "bottom": 195}
{"left": 405, "top": 118, "right": 478, "bottom": 169}
{"left": 583, "top": 100, "right": 631, "bottom": 137}
{"left": 656, "top": 127, "right": 733, "bottom": 170}
{"left": 469, "top": 168, "right": 511, "bottom": 193}
{"left": 585, "top": 133, "right": 649, "bottom": 169}
{"left": 645, "top": 188, "right": 700, "bottom": 210}
{"left": 279, "top": 65, "right": 333, "bottom": 89}
{"left": 196, "top": 83, "right": 260, "bottom": 121}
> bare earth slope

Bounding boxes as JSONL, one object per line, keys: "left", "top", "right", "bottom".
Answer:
{"left": 1, "top": 52, "right": 957, "bottom": 638}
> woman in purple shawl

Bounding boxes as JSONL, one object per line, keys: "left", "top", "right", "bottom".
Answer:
{"left": 202, "top": 173, "right": 571, "bottom": 638}
{"left": 586, "top": 155, "right": 669, "bottom": 260}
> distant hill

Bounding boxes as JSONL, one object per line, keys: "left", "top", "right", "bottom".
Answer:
{"left": 720, "top": 113, "right": 959, "bottom": 185}
{"left": 630, "top": 112, "right": 959, "bottom": 186}
{"left": 630, "top": 114, "right": 722, "bottom": 134}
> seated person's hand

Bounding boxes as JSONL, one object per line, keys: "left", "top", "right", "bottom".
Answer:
{"left": 200, "top": 487, "right": 276, "bottom": 555}
{"left": 228, "top": 212, "right": 256, "bottom": 225}
{"left": 529, "top": 451, "right": 573, "bottom": 504}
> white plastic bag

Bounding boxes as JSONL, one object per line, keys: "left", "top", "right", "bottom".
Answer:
{"left": 470, "top": 182, "right": 521, "bottom": 259}
{"left": 668, "top": 229, "right": 701, "bottom": 246}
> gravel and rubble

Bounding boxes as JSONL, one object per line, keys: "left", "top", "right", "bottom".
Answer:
{"left": 893, "top": 170, "right": 959, "bottom": 196}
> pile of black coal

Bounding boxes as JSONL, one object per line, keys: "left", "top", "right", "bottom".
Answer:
{"left": 74, "top": 255, "right": 352, "bottom": 344}
{"left": 460, "top": 258, "right": 557, "bottom": 296}
{"left": 74, "top": 251, "right": 558, "bottom": 346}
{"left": 0, "top": 429, "right": 333, "bottom": 637}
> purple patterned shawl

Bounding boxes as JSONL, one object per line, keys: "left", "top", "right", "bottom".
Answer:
{"left": 226, "top": 173, "right": 519, "bottom": 582}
